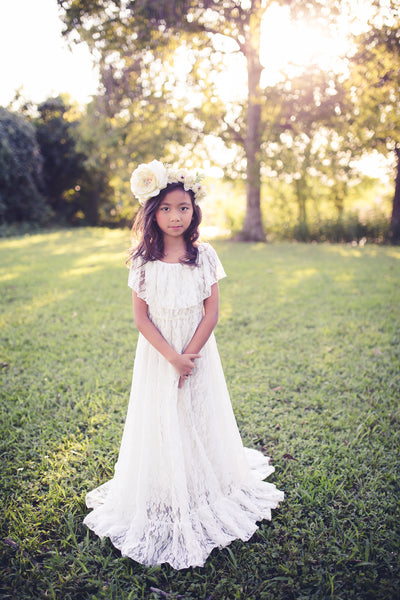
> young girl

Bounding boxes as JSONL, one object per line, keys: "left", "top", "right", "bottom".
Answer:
{"left": 83, "top": 160, "right": 284, "bottom": 569}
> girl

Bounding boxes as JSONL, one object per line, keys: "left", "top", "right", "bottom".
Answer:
{"left": 83, "top": 160, "right": 284, "bottom": 569}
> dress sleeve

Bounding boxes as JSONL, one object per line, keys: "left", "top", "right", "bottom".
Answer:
{"left": 127, "top": 255, "right": 147, "bottom": 301}
{"left": 200, "top": 243, "right": 226, "bottom": 298}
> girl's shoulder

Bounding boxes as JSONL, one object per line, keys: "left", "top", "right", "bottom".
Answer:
{"left": 127, "top": 253, "right": 148, "bottom": 297}
{"left": 197, "top": 242, "right": 226, "bottom": 281}
{"left": 128, "top": 252, "right": 147, "bottom": 271}
{"left": 197, "top": 242, "right": 216, "bottom": 258}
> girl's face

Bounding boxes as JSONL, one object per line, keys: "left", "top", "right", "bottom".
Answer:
{"left": 155, "top": 188, "right": 194, "bottom": 240}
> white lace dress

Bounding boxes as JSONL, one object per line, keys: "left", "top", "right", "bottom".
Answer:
{"left": 83, "top": 243, "right": 284, "bottom": 569}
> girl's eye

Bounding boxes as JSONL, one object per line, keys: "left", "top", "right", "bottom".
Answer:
{"left": 160, "top": 207, "right": 169, "bottom": 212}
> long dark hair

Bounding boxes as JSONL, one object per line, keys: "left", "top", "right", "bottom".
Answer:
{"left": 128, "top": 182, "right": 202, "bottom": 265}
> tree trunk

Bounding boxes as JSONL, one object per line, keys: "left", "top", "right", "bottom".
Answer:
{"left": 295, "top": 178, "right": 309, "bottom": 241}
{"left": 86, "top": 190, "right": 100, "bottom": 226}
{"left": 236, "top": 5, "right": 265, "bottom": 242}
{"left": 390, "top": 145, "right": 400, "bottom": 244}
{"left": 296, "top": 180, "right": 307, "bottom": 225}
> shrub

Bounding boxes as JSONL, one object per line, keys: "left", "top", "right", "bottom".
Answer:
{"left": 0, "top": 108, "right": 50, "bottom": 224}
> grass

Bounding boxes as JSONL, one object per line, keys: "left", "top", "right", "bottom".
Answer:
{"left": 0, "top": 228, "right": 399, "bottom": 600}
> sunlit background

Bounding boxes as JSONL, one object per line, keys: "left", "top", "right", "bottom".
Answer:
{"left": 0, "top": 0, "right": 98, "bottom": 106}
{"left": 0, "top": 0, "right": 372, "bottom": 110}
{"left": 0, "top": 0, "right": 396, "bottom": 241}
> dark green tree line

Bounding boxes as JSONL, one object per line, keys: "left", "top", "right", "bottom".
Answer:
{"left": 0, "top": 97, "right": 113, "bottom": 226}
{"left": 0, "top": 107, "right": 48, "bottom": 224}
{"left": 35, "top": 97, "right": 87, "bottom": 221}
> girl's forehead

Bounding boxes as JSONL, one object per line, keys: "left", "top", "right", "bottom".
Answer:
{"left": 160, "top": 189, "right": 192, "bottom": 205}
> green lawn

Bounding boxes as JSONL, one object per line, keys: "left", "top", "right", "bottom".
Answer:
{"left": 1, "top": 228, "right": 399, "bottom": 600}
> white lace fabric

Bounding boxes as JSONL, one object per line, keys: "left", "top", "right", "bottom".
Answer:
{"left": 84, "top": 243, "right": 284, "bottom": 569}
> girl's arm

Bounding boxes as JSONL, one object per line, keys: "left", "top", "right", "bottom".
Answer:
{"left": 132, "top": 291, "right": 200, "bottom": 378}
{"left": 183, "top": 282, "right": 220, "bottom": 354}
{"left": 177, "top": 282, "right": 219, "bottom": 388}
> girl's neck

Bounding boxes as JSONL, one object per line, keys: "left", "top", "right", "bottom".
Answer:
{"left": 162, "top": 237, "right": 187, "bottom": 263}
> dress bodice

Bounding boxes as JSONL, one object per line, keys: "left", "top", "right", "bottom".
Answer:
{"left": 128, "top": 243, "right": 226, "bottom": 316}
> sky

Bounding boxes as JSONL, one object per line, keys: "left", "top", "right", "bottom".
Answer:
{"left": 0, "top": 0, "right": 99, "bottom": 107}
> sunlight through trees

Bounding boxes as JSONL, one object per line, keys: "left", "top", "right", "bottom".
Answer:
{"left": 1, "top": 1, "right": 398, "bottom": 242}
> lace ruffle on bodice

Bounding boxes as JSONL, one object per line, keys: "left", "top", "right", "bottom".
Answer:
{"left": 128, "top": 243, "right": 226, "bottom": 312}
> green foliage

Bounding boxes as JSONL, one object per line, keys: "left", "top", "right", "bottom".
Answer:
{"left": 0, "top": 97, "right": 117, "bottom": 227}
{"left": 56, "top": 0, "right": 400, "bottom": 240}
{"left": 1, "top": 229, "right": 399, "bottom": 599}
{"left": 60, "top": 0, "right": 337, "bottom": 241}
{"left": 349, "top": 18, "right": 400, "bottom": 155}
{"left": 34, "top": 97, "right": 88, "bottom": 222}
{"left": 346, "top": 3, "right": 400, "bottom": 241}
{"left": 260, "top": 67, "right": 363, "bottom": 233}
{"left": 73, "top": 90, "right": 194, "bottom": 226}
{"left": 0, "top": 107, "right": 49, "bottom": 224}
{"left": 260, "top": 175, "right": 392, "bottom": 243}
{"left": 202, "top": 178, "right": 246, "bottom": 237}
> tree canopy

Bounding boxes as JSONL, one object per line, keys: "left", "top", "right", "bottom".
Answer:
{"left": 35, "top": 97, "right": 87, "bottom": 220}
{"left": 2, "top": 1, "right": 398, "bottom": 241}
{"left": 347, "top": 12, "right": 400, "bottom": 240}
{"left": 58, "top": 0, "right": 348, "bottom": 241}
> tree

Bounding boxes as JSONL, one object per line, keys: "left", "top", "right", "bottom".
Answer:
{"left": 34, "top": 96, "right": 88, "bottom": 222}
{"left": 0, "top": 107, "right": 48, "bottom": 224}
{"left": 58, "top": 0, "right": 344, "bottom": 241}
{"left": 260, "top": 67, "right": 357, "bottom": 236}
{"left": 347, "top": 3, "right": 400, "bottom": 242}
{"left": 73, "top": 79, "right": 198, "bottom": 225}
{"left": 74, "top": 96, "right": 126, "bottom": 225}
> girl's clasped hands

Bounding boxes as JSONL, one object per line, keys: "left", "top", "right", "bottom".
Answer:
{"left": 171, "top": 353, "right": 201, "bottom": 388}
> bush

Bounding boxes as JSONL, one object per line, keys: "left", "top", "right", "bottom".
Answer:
{"left": 266, "top": 210, "right": 390, "bottom": 244}
{"left": 0, "top": 108, "right": 50, "bottom": 224}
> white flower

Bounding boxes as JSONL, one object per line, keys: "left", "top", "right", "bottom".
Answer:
{"left": 167, "top": 169, "right": 180, "bottom": 184}
{"left": 130, "top": 160, "right": 168, "bottom": 205}
{"left": 166, "top": 168, "right": 205, "bottom": 203}
{"left": 192, "top": 182, "right": 207, "bottom": 201}
{"left": 182, "top": 174, "right": 196, "bottom": 191}
{"left": 130, "top": 160, "right": 207, "bottom": 206}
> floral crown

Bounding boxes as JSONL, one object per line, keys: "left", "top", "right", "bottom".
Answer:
{"left": 130, "top": 159, "right": 207, "bottom": 206}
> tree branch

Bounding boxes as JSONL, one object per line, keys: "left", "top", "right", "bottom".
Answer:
{"left": 222, "top": 120, "right": 245, "bottom": 145}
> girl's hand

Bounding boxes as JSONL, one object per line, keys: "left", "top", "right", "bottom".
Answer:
{"left": 170, "top": 353, "right": 201, "bottom": 388}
